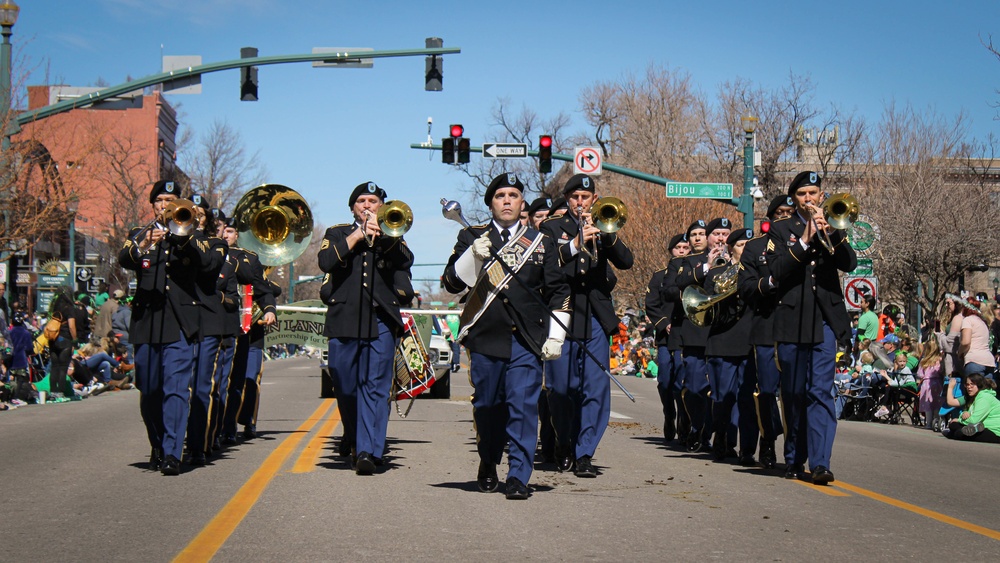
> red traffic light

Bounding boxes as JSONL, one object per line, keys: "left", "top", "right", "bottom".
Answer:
{"left": 539, "top": 135, "right": 552, "bottom": 148}
{"left": 449, "top": 124, "right": 464, "bottom": 138}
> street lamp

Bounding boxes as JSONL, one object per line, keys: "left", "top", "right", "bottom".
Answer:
{"left": 0, "top": 0, "right": 18, "bottom": 149}
{"left": 67, "top": 196, "right": 78, "bottom": 294}
{"left": 739, "top": 114, "right": 758, "bottom": 230}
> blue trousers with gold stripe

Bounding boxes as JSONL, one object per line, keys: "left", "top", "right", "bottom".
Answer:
{"left": 547, "top": 317, "right": 611, "bottom": 459}
{"left": 135, "top": 334, "right": 197, "bottom": 461}
{"left": 470, "top": 333, "right": 542, "bottom": 485}
{"left": 777, "top": 322, "right": 838, "bottom": 471}
{"left": 188, "top": 336, "right": 220, "bottom": 457}
{"left": 328, "top": 317, "right": 395, "bottom": 459}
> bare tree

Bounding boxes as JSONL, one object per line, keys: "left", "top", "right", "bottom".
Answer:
{"left": 181, "top": 119, "right": 268, "bottom": 212}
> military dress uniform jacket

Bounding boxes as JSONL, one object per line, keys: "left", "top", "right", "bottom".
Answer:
{"left": 229, "top": 247, "right": 278, "bottom": 347}
{"left": 442, "top": 224, "right": 569, "bottom": 359}
{"left": 119, "top": 228, "right": 227, "bottom": 345}
{"left": 666, "top": 250, "right": 712, "bottom": 348}
{"left": 766, "top": 215, "right": 857, "bottom": 345}
{"left": 193, "top": 236, "right": 230, "bottom": 339}
{"left": 217, "top": 253, "right": 241, "bottom": 338}
{"left": 317, "top": 223, "right": 414, "bottom": 340}
{"left": 737, "top": 235, "right": 778, "bottom": 346}
{"left": 659, "top": 257, "right": 688, "bottom": 350}
{"left": 704, "top": 263, "right": 751, "bottom": 358}
{"left": 644, "top": 267, "right": 672, "bottom": 348}
{"left": 539, "top": 214, "right": 633, "bottom": 340}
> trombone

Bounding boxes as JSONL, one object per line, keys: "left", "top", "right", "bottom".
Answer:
{"left": 577, "top": 196, "right": 628, "bottom": 258}
{"left": 131, "top": 199, "right": 198, "bottom": 247}
{"left": 811, "top": 192, "right": 859, "bottom": 253}
{"left": 362, "top": 200, "right": 414, "bottom": 246}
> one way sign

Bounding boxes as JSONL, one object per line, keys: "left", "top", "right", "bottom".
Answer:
{"left": 482, "top": 143, "right": 528, "bottom": 159}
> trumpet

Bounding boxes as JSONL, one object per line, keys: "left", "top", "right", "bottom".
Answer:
{"left": 812, "top": 193, "right": 859, "bottom": 254}
{"left": 131, "top": 199, "right": 198, "bottom": 247}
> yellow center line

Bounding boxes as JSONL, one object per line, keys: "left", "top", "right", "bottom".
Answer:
{"left": 291, "top": 406, "right": 342, "bottom": 473}
{"left": 834, "top": 481, "right": 1000, "bottom": 542}
{"left": 794, "top": 480, "right": 851, "bottom": 497}
{"left": 173, "top": 399, "right": 336, "bottom": 562}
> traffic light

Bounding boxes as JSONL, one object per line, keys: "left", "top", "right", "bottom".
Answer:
{"left": 240, "top": 47, "right": 258, "bottom": 101}
{"left": 457, "top": 137, "right": 470, "bottom": 164}
{"left": 425, "top": 37, "right": 443, "bottom": 91}
{"left": 442, "top": 124, "right": 464, "bottom": 165}
{"left": 539, "top": 134, "right": 553, "bottom": 173}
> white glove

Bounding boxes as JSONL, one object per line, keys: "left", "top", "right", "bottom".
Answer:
{"left": 541, "top": 339, "right": 563, "bottom": 361}
{"left": 541, "top": 311, "right": 571, "bottom": 361}
{"left": 472, "top": 231, "right": 492, "bottom": 260}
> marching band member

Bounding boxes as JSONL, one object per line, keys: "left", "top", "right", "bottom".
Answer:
{"left": 184, "top": 194, "right": 229, "bottom": 466}
{"left": 442, "top": 172, "right": 569, "bottom": 498}
{"left": 119, "top": 180, "right": 225, "bottom": 475}
{"left": 644, "top": 233, "right": 690, "bottom": 443}
{"left": 205, "top": 209, "right": 241, "bottom": 456}
{"left": 318, "top": 182, "right": 414, "bottom": 475}
{"left": 766, "top": 171, "right": 857, "bottom": 484}
{"left": 704, "top": 228, "right": 758, "bottom": 464}
{"left": 220, "top": 221, "right": 278, "bottom": 445}
{"left": 668, "top": 218, "right": 731, "bottom": 452}
{"left": 737, "top": 195, "right": 794, "bottom": 469}
{"left": 527, "top": 197, "right": 551, "bottom": 229}
{"left": 541, "top": 174, "right": 633, "bottom": 478}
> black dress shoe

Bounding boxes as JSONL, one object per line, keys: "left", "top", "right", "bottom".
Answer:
{"left": 783, "top": 464, "right": 803, "bottom": 480}
{"left": 738, "top": 454, "right": 757, "bottom": 467}
{"left": 505, "top": 478, "right": 529, "bottom": 500}
{"left": 477, "top": 460, "right": 499, "bottom": 492}
{"left": 557, "top": 455, "right": 574, "bottom": 472}
{"left": 189, "top": 452, "right": 207, "bottom": 467}
{"left": 337, "top": 439, "right": 354, "bottom": 458}
{"left": 242, "top": 424, "right": 257, "bottom": 440}
{"left": 686, "top": 438, "right": 702, "bottom": 453}
{"left": 759, "top": 439, "right": 777, "bottom": 469}
{"left": 221, "top": 434, "right": 238, "bottom": 447}
{"left": 663, "top": 419, "right": 676, "bottom": 442}
{"left": 811, "top": 466, "right": 835, "bottom": 485}
{"left": 161, "top": 455, "right": 181, "bottom": 476}
{"left": 211, "top": 436, "right": 222, "bottom": 452}
{"left": 355, "top": 452, "right": 376, "bottom": 475}
{"left": 574, "top": 455, "right": 597, "bottom": 478}
{"left": 149, "top": 448, "right": 164, "bottom": 471}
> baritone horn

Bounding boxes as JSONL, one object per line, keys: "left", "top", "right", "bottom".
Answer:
{"left": 232, "top": 184, "right": 314, "bottom": 267}
{"left": 813, "top": 192, "right": 859, "bottom": 253}
{"left": 377, "top": 200, "right": 413, "bottom": 238}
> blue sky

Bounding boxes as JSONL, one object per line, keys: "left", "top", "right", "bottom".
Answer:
{"left": 15, "top": 0, "right": 1000, "bottom": 289}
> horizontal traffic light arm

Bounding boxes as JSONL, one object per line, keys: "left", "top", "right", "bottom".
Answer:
{"left": 410, "top": 142, "right": 689, "bottom": 191}
{"left": 17, "top": 46, "right": 461, "bottom": 126}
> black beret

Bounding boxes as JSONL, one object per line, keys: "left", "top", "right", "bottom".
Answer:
{"left": 527, "top": 197, "right": 551, "bottom": 216}
{"left": 549, "top": 197, "right": 568, "bottom": 213}
{"left": 667, "top": 233, "right": 687, "bottom": 251}
{"left": 348, "top": 181, "right": 387, "bottom": 207}
{"left": 766, "top": 194, "right": 795, "bottom": 219}
{"left": 727, "top": 228, "right": 753, "bottom": 246}
{"left": 562, "top": 173, "right": 596, "bottom": 196}
{"left": 787, "top": 170, "right": 821, "bottom": 196}
{"left": 483, "top": 172, "right": 524, "bottom": 205}
{"left": 149, "top": 180, "right": 180, "bottom": 203}
{"left": 686, "top": 219, "right": 707, "bottom": 236}
{"left": 189, "top": 193, "right": 211, "bottom": 210}
{"left": 705, "top": 217, "right": 732, "bottom": 234}
{"left": 211, "top": 208, "right": 226, "bottom": 222}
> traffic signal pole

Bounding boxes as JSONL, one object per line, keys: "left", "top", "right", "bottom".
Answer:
{"left": 16, "top": 46, "right": 461, "bottom": 126}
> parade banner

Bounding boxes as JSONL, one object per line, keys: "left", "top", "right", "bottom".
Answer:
{"left": 264, "top": 299, "right": 327, "bottom": 349}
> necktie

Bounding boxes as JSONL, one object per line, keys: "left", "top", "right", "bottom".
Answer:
{"left": 501, "top": 229, "right": 510, "bottom": 244}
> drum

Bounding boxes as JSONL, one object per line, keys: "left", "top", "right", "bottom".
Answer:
{"left": 392, "top": 313, "right": 436, "bottom": 403}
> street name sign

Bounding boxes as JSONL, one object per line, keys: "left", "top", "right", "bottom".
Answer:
{"left": 666, "top": 182, "right": 734, "bottom": 199}
{"left": 482, "top": 143, "right": 528, "bottom": 159}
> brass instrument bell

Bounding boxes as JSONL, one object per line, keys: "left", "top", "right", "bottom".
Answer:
{"left": 590, "top": 196, "right": 627, "bottom": 233}
{"left": 232, "top": 184, "right": 314, "bottom": 267}
{"left": 377, "top": 200, "right": 413, "bottom": 238}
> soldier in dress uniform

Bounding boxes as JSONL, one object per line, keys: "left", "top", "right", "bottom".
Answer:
{"left": 644, "top": 233, "right": 690, "bottom": 444}
{"left": 704, "top": 228, "right": 759, "bottom": 464}
{"left": 766, "top": 171, "right": 857, "bottom": 484}
{"left": 119, "top": 180, "right": 226, "bottom": 475}
{"left": 206, "top": 209, "right": 242, "bottom": 456}
{"left": 548, "top": 197, "right": 568, "bottom": 217}
{"left": 540, "top": 174, "right": 633, "bottom": 477}
{"left": 737, "top": 195, "right": 795, "bottom": 469}
{"left": 318, "top": 182, "right": 414, "bottom": 475}
{"left": 183, "top": 194, "right": 230, "bottom": 466}
{"left": 667, "top": 218, "right": 731, "bottom": 452}
{"left": 527, "top": 197, "right": 551, "bottom": 230}
{"left": 220, "top": 222, "right": 278, "bottom": 445}
{"left": 442, "top": 172, "right": 569, "bottom": 499}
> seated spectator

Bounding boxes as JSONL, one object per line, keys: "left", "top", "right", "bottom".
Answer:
{"left": 873, "top": 352, "right": 916, "bottom": 419}
{"left": 75, "top": 342, "right": 121, "bottom": 385}
{"left": 943, "top": 374, "right": 1000, "bottom": 443}
{"left": 880, "top": 333, "right": 901, "bottom": 363}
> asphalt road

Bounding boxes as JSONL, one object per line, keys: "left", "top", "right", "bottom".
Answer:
{"left": 2, "top": 355, "right": 998, "bottom": 562}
